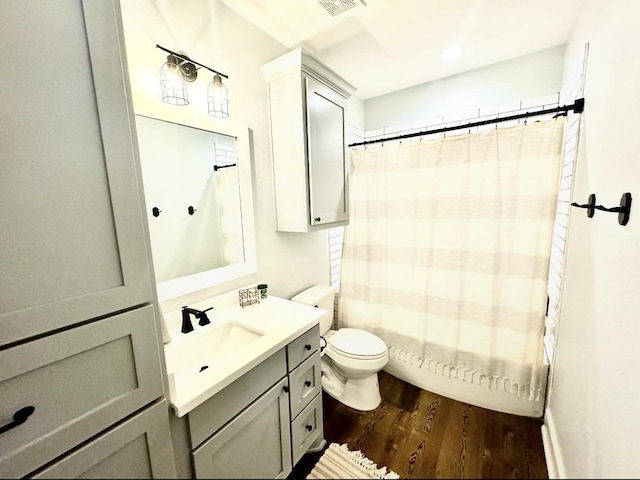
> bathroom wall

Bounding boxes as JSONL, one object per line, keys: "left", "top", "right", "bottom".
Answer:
{"left": 364, "top": 45, "right": 564, "bottom": 131}
{"left": 543, "top": 0, "right": 640, "bottom": 477}
{"left": 119, "top": 0, "right": 361, "bottom": 303}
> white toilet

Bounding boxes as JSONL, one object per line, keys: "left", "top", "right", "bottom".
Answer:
{"left": 291, "top": 285, "right": 388, "bottom": 411}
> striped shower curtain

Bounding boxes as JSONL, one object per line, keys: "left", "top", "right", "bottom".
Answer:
{"left": 215, "top": 167, "right": 244, "bottom": 265}
{"left": 338, "top": 118, "right": 565, "bottom": 401}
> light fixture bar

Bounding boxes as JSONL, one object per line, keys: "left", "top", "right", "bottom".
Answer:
{"left": 156, "top": 44, "right": 228, "bottom": 79}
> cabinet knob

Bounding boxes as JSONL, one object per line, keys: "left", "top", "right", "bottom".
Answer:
{"left": 304, "top": 380, "right": 312, "bottom": 387}
{"left": 304, "top": 344, "right": 312, "bottom": 351}
{"left": 283, "top": 385, "right": 289, "bottom": 393}
{"left": 306, "top": 424, "right": 313, "bottom": 432}
{"left": 314, "top": 217, "right": 321, "bottom": 223}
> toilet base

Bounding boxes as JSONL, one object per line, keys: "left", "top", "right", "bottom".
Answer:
{"left": 322, "top": 372, "right": 382, "bottom": 411}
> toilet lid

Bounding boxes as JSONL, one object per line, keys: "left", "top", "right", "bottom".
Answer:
{"left": 328, "top": 328, "right": 386, "bottom": 358}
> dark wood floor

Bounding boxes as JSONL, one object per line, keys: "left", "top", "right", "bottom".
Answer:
{"left": 289, "top": 370, "right": 548, "bottom": 479}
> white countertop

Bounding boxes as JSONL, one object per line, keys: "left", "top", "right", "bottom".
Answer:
{"left": 163, "top": 296, "right": 325, "bottom": 417}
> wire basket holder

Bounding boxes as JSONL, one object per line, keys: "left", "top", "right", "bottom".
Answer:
{"left": 239, "top": 287, "right": 260, "bottom": 308}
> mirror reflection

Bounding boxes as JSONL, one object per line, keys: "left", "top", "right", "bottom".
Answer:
{"left": 135, "top": 115, "right": 245, "bottom": 284}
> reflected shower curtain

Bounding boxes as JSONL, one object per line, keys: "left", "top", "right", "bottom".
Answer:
{"left": 214, "top": 167, "right": 244, "bottom": 265}
{"left": 338, "top": 118, "right": 565, "bottom": 401}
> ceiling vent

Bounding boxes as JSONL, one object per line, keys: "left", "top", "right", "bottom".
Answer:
{"left": 317, "top": 0, "right": 365, "bottom": 17}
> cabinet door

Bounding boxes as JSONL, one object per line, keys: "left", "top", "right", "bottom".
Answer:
{"left": 192, "top": 378, "right": 292, "bottom": 479}
{"left": 0, "top": 0, "right": 152, "bottom": 347}
{"left": 305, "top": 76, "right": 349, "bottom": 227}
{"left": 30, "top": 400, "right": 176, "bottom": 479}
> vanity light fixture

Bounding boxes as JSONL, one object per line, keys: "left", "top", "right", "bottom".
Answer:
{"left": 156, "top": 44, "right": 229, "bottom": 116}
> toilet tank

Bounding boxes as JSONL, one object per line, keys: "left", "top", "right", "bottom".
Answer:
{"left": 290, "top": 284, "right": 336, "bottom": 335}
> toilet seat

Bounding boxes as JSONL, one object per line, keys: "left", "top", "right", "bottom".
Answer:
{"left": 327, "top": 328, "right": 387, "bottom": 360}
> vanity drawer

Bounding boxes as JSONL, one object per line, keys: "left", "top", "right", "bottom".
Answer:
{"left": 289, "top": 351, "right": 321, "bottom": 419}
{"left": 188, "top": 348, "right": 287, "bottom": 448}
{"left": 286, "top": 324, "right": 319, "bottom": 372}
{"left": 0, "top": 306, "right": 164, "bottom": 479}
{"left": 290, "top": 393, "right": 323, "bottom": 466}
{"left": 31, "top": 400, "right": 176, "bottom": 479}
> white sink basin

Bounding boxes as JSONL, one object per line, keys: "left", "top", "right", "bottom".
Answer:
{"left": 165, "top": 320, "right": 264, "bottom": 374}
{"left": 163, "top": 296, "right": 328, "bottom": 416}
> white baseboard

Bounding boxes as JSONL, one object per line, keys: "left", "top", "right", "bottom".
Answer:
{"left": 541, "top": 409, "right": 565, "bottom": 479}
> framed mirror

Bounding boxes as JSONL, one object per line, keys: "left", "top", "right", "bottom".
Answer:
{"left": 134, "top": 115, "right": 256, "bottom": 302}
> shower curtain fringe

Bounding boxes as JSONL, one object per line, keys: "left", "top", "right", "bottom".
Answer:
{"left": 388, "top": 346, "right": 540, "bottom": 401}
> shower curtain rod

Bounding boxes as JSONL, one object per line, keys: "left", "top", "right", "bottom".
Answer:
{"left": 348, "top": 98, "right": 585, "bottom": 148}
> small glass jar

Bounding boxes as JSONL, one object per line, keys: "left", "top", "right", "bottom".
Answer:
{"left": 257, "top": 283, "right": 268, "bottom": 299}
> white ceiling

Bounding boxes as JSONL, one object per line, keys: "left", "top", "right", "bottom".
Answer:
{"left": 219, "top": 0, "right": 586, "bottom": 99}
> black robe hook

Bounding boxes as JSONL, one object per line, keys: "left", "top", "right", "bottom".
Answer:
{"left": 594, "top": 192, "right": 632, "bottom": 226}
{"left": 571, "top": 193, "right": 632, "bottom": 225}
{"left": 571, "top": 193, "right": 596, "bottom": 218}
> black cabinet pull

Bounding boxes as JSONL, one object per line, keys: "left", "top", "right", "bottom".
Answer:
{"left": 314, "top": 217, "right": 321, "bottom": 223}
{"left": 306, "top": 424, "right": 313, "bottom": 432}
{"left": 0, "top": 406, "right": 35, "bottom": 435}
{"left": 304, "top": 344, "right": 312, "bottom": 351}
{"left": 304, "top": 380, "right": 312, "bottom": 387}
{"left": 283, "top": 385, "right": 289, "bottom": 393}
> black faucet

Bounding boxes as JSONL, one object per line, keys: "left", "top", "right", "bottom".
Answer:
{"left": 197, "top": 307, "right": 213, "bottom": 326}
{"left": 181, "top": 306, "right": 214, "bottom": 333}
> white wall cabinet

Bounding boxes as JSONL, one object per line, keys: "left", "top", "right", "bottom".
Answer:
{"left": 170, "top": 325, "right": 323, "bottom": 479}
{"left": 262, "top": 48, "right": 354, "bottom": 232}
{"left": 0, "top": 1, "right": 175, "bottom": 478}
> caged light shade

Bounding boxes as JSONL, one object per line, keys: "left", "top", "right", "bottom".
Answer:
{"left": 159, "top": 54, "right": 190, "bottom": 105}
{"left": 207, "top": 74, "right": 229, "bottom": 118}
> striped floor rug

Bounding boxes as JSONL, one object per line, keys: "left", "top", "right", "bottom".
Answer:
{"left": 306, "top": 443, "right": 399, "bottom": 479}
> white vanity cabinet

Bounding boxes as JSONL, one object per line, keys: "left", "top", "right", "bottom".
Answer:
{"left": 171, "top": 325, "right": 323, "bottom": 479}
{"left": 1, "top": 1, "right": 175, "bottom": 478}
{"left": 262, "top": 48, "right": 355, "bottom": 232}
